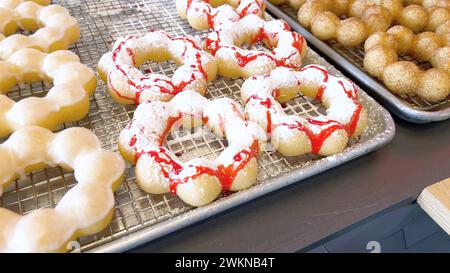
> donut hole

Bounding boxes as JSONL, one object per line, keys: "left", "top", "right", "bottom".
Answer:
{"left": 4, "top": 79, "right": 54, "bottom": 102}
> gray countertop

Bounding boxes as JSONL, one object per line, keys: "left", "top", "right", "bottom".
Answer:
{"left": 130, "top": 117, "right": 450, "bottom": 252}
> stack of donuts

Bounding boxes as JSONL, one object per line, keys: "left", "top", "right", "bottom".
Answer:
{"left": 0, "top": 0, "right": 125, "bottom": 252}
{"left": 269, "top": 0, "right": 450, "bottom": 102}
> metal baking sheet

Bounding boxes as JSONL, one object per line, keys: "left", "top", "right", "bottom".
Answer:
{"left": 0, "top": 0, "right": 394, "bottom": 253}
{"left": 266, "top": 1, "right": 450, "bottom": 123}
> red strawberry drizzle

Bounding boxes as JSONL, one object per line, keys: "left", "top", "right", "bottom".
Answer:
{"left": 337, "top": 80, "right": 362, "bottom": 136}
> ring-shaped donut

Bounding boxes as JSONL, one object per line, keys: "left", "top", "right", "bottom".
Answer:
{"left": 0, "top": 126, "right": 125, "bottom": 252}
{"left": 176, "top": 0, "right": 265, "bottom": 30}
{"left": 241, "top": 65, "right": 367, "bottom": 156}
{"left": 204, "top": 14, "right": 307, "bottom": 78}
{"left": 0, "top": 0, "right": 80, "bottom": 60}
{"left": 118, "top": 90, "right": 267, "bottom": 207}
{"left": 98, "top": 30, "right": 217, "bottom": 105}
{"left": 0, "top": 48, "right": 96, "bottom": 137}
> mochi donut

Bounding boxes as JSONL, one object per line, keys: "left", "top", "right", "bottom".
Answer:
{"left": 98, "top": 30, "right": 217, "bottom": 105}
{"left": 204, "top": 14, "right": 307, "bottom": 78}
{"left": 118, "top": 90, "right": 267, "bottom": 207}
{"left": 0, "top": 48, "right": 96, "bottom": 137}
{"left": 176, "top": 0, "right": 265, "bottom": 31}
{"left": 364, "top": 25, "right": 450, "bottom": 102}
{"left": 0, "top": 126, "right": 125, "bottom": 252}
{"left": 0, "top": 0, "right": 80, "bottom": 60}
{"left": 241, "top": 65, "right": 367, "bottom": 157}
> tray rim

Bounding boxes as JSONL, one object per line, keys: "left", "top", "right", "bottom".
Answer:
{"left": 265, "top": 1, "right": 450, "bottom": 124}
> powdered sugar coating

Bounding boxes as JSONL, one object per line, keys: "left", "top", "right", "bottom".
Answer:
{"left": 241, "top": 64, "right": 367, "bottom": 156}
{"left": 98, "top": 30, "right": 217, "bottom": 105}
{"left": 119, "top": 90, "right": 267, "bottom": 206}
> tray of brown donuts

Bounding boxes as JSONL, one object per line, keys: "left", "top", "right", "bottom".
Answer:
{"left": 266, "top": 0, "right": 450, "bottom": 123}
{"left": 0, "top": 0, "right": 395, "bottom": 252}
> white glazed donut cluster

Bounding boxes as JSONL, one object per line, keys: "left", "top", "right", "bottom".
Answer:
{"left": 204, "top": 14, "right": 308, "bottom": 78}
{"left": 176, "top": 0, "right": 266, "bottom": 30}
{"left": 0, "top": 126, "right": 125, "bottom": 252}
{"left": 118, "top": 90, "right": 267, "bottom": 207}
{"left": 98, "top": 30, "right": 217, "bottom": 105}
{"left": 241, "top": 65, "right": 368, "bottom": 156}
{"left": 0, "top": 48, "right": 96, "bottom": 137}
{"left": 0, "top": 0, "right": 80, "bottom": 60}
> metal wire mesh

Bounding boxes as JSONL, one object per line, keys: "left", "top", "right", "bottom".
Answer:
{"left": 277, "top": 4, "right": 450, "bottom": 112}
{"left": 0, "top": 0, "right": 387, "bottom": 252}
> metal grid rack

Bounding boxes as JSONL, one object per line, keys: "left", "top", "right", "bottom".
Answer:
{"left": 0, "top": 0, "right": 394, "bottom": 252}
{"left": 268, "top": 2, "right": 450, "bottom": 122}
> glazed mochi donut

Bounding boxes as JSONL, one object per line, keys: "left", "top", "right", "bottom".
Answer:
{"left": 0, "top": 48, "right": 96, "bottom": 137}
{"left": 118, "top": 90, "right": 267, "bottom": 207}
{"left": 0, "top": 0, "right": 80, "bottom": 60}
{"left": 364, "top": 25, "right": 450, "bottom": 102}
{"left": 0, "top": 126, "right": 125, "bottom": 252}
{"left": 98, "top": 30, "right": 217, "bottom": 105}
{"left": 204, "top": 14, "right": 307, "bottom": 78}
{"left": 241, "top": 65, "right": 367, "bottom": 156}
{"left": 176, "top": 0, "right": 265, "bottom": 31}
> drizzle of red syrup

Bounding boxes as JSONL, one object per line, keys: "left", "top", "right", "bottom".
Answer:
{"left": 158, "top": 114, "right": 183, "bottom": 146}
{"left": 315, "top": 85, "right": 326, "bottom": 101}
{"left": 277, "top": 119, "right": 344, "bottom": 154}
{"left": 302, "top": 65, "right": 329, "bottom": 82}
{"left": 337, "top": 80, "right": 362, "bottom": 135}
{"left": 140, "top": 148, "right": 183, "bottom": 178}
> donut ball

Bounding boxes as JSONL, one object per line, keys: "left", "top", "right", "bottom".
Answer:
{"left": 382, "top": 61, "right": 422, "bottom": 94}
{"left": 436, "top": 21, "right": 450, "bottom": 36}
{"left": 387, "top": 25, "right": 415, "bottom": 54}
{"left": 364, "top": 45, "right": 398, "bottom": 78}
{"left": 411, "top": 32, "right": 443, "bottom": 61}
{"left": 336, "top": 18, "right": 368, "bottom": 47}
{"left": 311, "top": 11, "right": 339, "bottom": 41}
{"left": 426, "top": 8, "right": 450, "bottom": 31}
{"left": 398, "top": 5, "right": 429, "bottom": 33}
{"left": 381, "top": 0, "right": 403, "bottom": 18}
{"left": 348, "top": 0, "right": 371, "bottom": 18}
{"left": 422, "top": 0, "right": 450, "bottom": 9}
{"left": 431, "top": 47, "right": 450, "bottom": 74}
{"left": 364, "top": 31, "right": 398, "bottom": 52}
{"left": 417, "top": 69, "right": 450, "bottom": 102}
{"left": 297, "top": 0, "right": 329, "bottom": 28}
{"left": 332, "top": 0, "right": 351, "bottom": 16}
{"left": 288, "top": 0, "right": 307, "bottom": 10}
{"left": 362, "top": 7, "right": 392, "bottom": 34}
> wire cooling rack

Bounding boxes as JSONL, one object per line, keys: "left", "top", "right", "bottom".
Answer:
{"left": 267, "top": 2, "right": 450, "bottom": 122}
{"left": 0, "top": 0, "right": 394, "bottom": 252}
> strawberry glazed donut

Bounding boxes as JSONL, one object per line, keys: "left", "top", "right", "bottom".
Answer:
{"left": 118, "top": 90, "right": 267, "bottom": 207}
{"left": 176, "top": 0, "right": 265, "bottom": 31}
{"left": 98, "top": 30, "right": 217, "bottom": 105}
{"left": 204, "top": 14, "right": 308, "bottom": 78}
{"left": 241, "top": 65, "right": 368, "bottom": 157}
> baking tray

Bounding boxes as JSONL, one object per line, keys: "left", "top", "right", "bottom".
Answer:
{"left": 0, "top": 0, "right": 394, "bottom": 253}
{"left": 266, "top": 1, "right": 450, "bottom": 123}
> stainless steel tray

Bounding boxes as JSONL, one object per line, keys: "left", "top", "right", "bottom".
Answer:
{"left": 266, "top": 1, "right": 450, "bottom": 123}
{"left": 0, "top": 0, "right": 394, "bottom": 253}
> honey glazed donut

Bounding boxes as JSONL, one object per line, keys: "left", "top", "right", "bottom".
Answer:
{"left": 241, "top": 65, "right": 367, "bottom": 156}
{"left": 98, "top": 30, "right": 217, "bottom": 105}
{"left": 204, "top": 14, "right": 308, "bottom": 78}
{"left": 0, "top": 0, "right": 80, "bottom": 60}
{"left": 0, "top": 126, "right": 125, "bottom": 252}
{"left": 176, "top": 0, "right": 266, "bottom": 31}
{"left": 118, "top": 90, "right": 267, "bottom": 207}
{"left": 0, "top": 48, "right": 96, "bottom": 137}
{"left": 364, "top": 25, "right": 450, "bottom": 102}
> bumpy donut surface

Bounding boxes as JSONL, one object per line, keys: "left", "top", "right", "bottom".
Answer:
{"left": 364, "top": 25, "right": 450, "bottom": 102}
{"left": 241, "top": 65, "right": 367, "bottom": 156}
{"left": 0, "top": 126, "right": 125, "bottom": 252}
{"left": 98, "top": 30, "right": 217, "bottom": 105}
{"left": 204, "top": 14, "right": 307, "bottom": 78}
{"left": 0, "top": 48, "right": 96, "bottom": 137}
{"left": 0, "top": 0, "right": 80, "bottom": 60}
{"left": 118, "top": 90, "right": 267, "bottom": 207}
{"left": 176, "top": 0, "right": 265, "bottom": 30}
